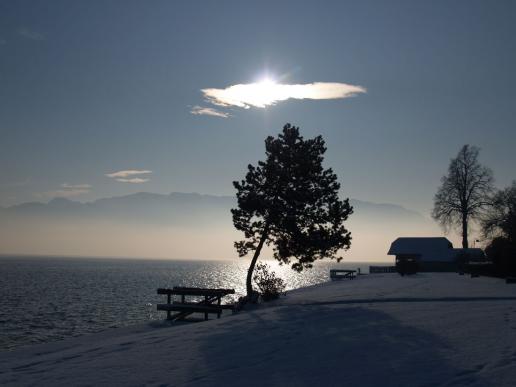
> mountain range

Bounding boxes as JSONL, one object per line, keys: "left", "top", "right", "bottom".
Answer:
{"left": 0, "top": 192, "right": 442, "bottom": 261}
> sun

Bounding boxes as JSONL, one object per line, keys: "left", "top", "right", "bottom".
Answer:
{"left": 248, "top": 77, "right": 279, "bottom": 108}
{"left": 257, "top": 77, "right": 276, "bottom": 87}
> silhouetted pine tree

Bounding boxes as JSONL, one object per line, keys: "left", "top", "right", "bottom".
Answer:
{"left": 232, "top": 123, "right": 353, "bottom": 298}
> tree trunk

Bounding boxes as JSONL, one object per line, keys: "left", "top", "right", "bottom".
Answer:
{"left": 246, "top": 225, "right": 269, "bottom": 298}
{"left": 462, "top": 213, "right": 469, "bottom": 249}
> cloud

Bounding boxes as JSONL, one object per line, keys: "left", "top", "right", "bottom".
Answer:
{"left": 35, "top": 183, "right": 91, "bottom": 199}
{"left": 106, "top": 170, "right": 152, "bottom": 183}
{"left": 114, "top": 178, "right": 149, "bottom": 183}
{"left": 105, "top": 170, "right": 152, "bottom": 178}
{"left": 61, "top": 183, "right": 91, "bottom": 189}
{"left": 201, "top": 81, "right": 366, "bottom": 109}
{"left": 191, "top": 105, "right": 230, "bottom": 118}
{"left": 18, "top": 27, "right": 45, "bottom": 41}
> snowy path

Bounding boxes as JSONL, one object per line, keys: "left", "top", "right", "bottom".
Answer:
{"left": 1, "top": 273, "right": 516, "bottom": 386}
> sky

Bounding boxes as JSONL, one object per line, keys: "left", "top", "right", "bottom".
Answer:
{"left": 1, "top": 0, "right": 515, "bottom": 216}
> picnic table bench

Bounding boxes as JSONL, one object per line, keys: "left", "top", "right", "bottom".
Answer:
{"left": 157, "top": 287, "right": 235, "bottom": 321}
{"left": 330, "top": 269, "right": 357, "bottom": 280}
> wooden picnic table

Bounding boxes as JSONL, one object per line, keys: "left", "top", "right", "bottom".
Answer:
{"left": 157, "top": 287, "right": 235, "bottom": 321}
{"left": 330, "top": 269, "right": 357, "bottom": 280}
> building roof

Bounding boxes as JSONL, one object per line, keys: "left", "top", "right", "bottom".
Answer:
{"left": 387, "top": 237, "right": 455, "bottom": 262}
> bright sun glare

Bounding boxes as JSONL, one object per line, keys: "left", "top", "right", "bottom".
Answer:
{"left": 258, "top": 77, "right": 276, "bottom": 86}
{"left": 248, "top": 77, "right": 279, "bottom": 108}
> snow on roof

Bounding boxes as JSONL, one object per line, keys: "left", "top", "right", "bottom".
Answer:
{"left": 387, "top": 237, "right": 455, "bottom": 262}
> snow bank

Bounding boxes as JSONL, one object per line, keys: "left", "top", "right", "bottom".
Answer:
{"left": 1, "top": 273, "right": 516, "bottom": 386}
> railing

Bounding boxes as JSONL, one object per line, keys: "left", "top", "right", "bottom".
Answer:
{"left": 369, "top": 266, "right": 397, "bottom": 274}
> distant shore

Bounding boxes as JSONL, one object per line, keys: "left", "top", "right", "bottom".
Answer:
{"left": 2, "top": 273, "right": 516, "bottom": 386}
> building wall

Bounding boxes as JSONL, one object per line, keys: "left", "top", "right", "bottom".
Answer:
{"left": 395, "top": 255, "right": 458, "bottom": 272}
{"left": 419, "top": 261, "right": 458, "bottom": 272}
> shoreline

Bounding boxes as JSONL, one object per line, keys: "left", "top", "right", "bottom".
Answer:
{"left": 2, "top": 273, "right": 516, "bottom": 386}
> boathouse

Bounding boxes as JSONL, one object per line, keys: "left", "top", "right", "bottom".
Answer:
{"left": 387, "top": 237, "right": 485, "bottom": 272}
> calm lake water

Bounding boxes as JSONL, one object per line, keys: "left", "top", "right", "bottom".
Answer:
{"left": 0, "top": 256, "right": 387, "bottom": 351}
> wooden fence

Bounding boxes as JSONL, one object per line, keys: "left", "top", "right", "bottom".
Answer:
{"left": 369, "top": 266, "right": 397, "bottom": 274}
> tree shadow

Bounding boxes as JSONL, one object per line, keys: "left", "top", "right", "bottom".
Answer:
{"left": 185, "top": 304, "right": 491, "bottom": 387}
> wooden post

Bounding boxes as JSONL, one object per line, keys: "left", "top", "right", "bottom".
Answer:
{"left": 217, "top": 296, "right": 221, "bottom": 319}
{"left": 167, "top": 293, "right": 171, "bottom": 320}
{"left": 204, "top": 296, "right": 208, "bottom": 320}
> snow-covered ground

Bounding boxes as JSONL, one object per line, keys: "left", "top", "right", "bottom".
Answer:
{"left": 1, "top": 273, "right": 516, "bottom": 386}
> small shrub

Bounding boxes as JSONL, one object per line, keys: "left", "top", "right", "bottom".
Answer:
{"left": 253, "top": 262, "right": 286, "bottom": 301}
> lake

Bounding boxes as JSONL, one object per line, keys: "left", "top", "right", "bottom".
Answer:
{"left": 0, "top": 256, "right": 387, "bottom": 351}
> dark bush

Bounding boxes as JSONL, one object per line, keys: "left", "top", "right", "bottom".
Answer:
{"left": 253, "top": 262, "right": 286, "bottom": 301}
{"left": 485, "top": 237, "right": 516, "bottom": 276}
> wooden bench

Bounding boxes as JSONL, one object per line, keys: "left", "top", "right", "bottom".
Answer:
{"left": 157, "top": 287, "right": 235, "bottom": 321}
{"left": 330, "top": 269, "right": 357, "bottom": 280}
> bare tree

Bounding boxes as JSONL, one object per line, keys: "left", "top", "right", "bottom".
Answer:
{"left": 481, "top": 181, "right": 516, "bottom": 243}
{"left": 432, "top": 144, "right": 494, "bottom": 248}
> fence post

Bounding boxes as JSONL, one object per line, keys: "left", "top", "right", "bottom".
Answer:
{"left": 167, "top": 293, "right": 171, "bottom": 320}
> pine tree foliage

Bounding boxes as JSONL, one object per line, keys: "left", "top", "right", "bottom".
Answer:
{"left": 232, "top": 123, "right": 353, "bottom": 297}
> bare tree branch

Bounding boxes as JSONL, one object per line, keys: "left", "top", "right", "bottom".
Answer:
{"left": 432, "top": 144, "right": 494, "bottom": 248}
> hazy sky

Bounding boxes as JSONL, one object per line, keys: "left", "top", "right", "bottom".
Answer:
{"left": 1, "top": 0, "right": 515, "bottom": 215}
